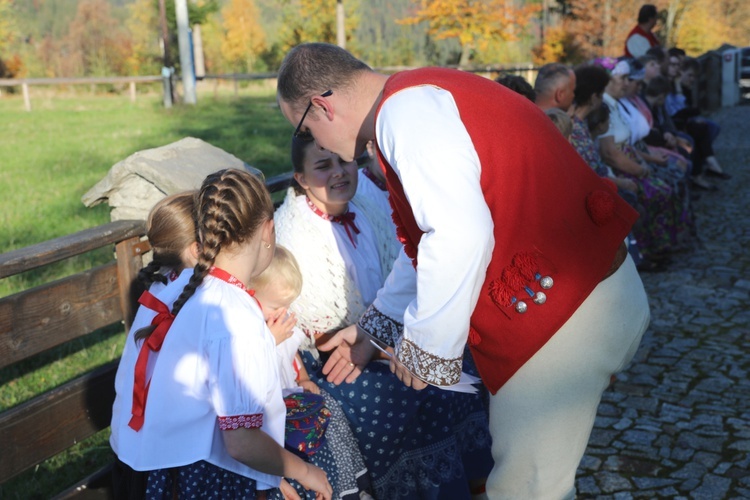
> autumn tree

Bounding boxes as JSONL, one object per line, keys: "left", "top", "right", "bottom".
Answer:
{"left": 221, "top": 0, "right": 267, "bottom": 72}
{"left": 125, "top": 0, "right": 162, "bottom": 75}
{"left": 64, "top": 0, "right": 132, "bottom": 76}
{"left": 398, "top": 0, "right": 540, "bottom": 67}
{"left": 673, "top": 0, "right": 750, "bottom": 55}
{"left": 276, "top": 0, "right": 361, "bottom": 54}
{"left": 0, "top": 0, "right": 27, "bottom": 78}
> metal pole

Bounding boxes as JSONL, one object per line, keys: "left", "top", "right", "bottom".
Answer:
{"left": 336, "top": 0, "right": 345, "bottom": 49}
{"left": 175, "top": 0, "right": 196, "bottom": 104}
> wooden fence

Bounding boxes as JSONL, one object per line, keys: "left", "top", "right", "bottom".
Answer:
{"left": 0, "top": 75, "right": 164, "bottom": 111}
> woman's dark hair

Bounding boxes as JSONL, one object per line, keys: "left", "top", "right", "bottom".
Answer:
{"left": 290, "top": 132, "right": 316, "bottom": 195}
{"left": 638, "top": 4, "right": 658, "bottom": 23}
{"left": 573, "top": 64, "right": 610, "bottom": 106}
{"left": 586, "top": 103, "right": 611, "bottom": 135}
{"left": 137, "top": 192, "right": 196, "bottom": 289}
{"left": 681, "top": 57, "right": 700, "bottom": 74}
{"left": 645, "top": 75, "right": 670, "bottom": 97}
{"left": 495, "top": 73, "right": 536, "bottom": 102}
{"left": 134, "top": 169, "right": 274, "bottom": 341}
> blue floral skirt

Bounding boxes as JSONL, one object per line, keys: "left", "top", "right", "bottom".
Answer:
{"left": 300, "top": 347, "right": 493, "bottom": 499}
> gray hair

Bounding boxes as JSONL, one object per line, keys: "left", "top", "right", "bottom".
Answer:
{"left": 534, "top": 63, "right": 572, "bottom": 97}
{"left": 277, "top": 43, "right": 371, "bottom": 111}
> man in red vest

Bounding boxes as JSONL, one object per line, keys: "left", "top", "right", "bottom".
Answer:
{"left": 277, "top": 43, "right": 650, "bottom": 499}
{"left": 625, "top": 4, "right": 661, "bottom": 58}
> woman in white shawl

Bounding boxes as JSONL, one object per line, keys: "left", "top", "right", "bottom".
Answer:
{"left": 274, "top": 133, "right": 493, "bottom": 499}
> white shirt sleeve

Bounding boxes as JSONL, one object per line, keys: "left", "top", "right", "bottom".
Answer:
{"left": 375, "top": 85, "right": 495, "bottom": 382}
{"left": 626, "top": 33, "right": 651, "bottom": 58}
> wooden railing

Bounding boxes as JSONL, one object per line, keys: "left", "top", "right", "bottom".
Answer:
{"left": 0, "top": 171, "right": 293, "bottom": 497}
{"left": 0, "top": 75, "right": 164, "bottom": 111}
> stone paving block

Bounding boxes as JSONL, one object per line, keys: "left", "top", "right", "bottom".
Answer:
{"left": 631, "top": 477, "right": 680, "bottom": 490}
{"left": 690, "top": 474, "right": 731, "bottom": 499}
{"left": 672, "top": 462, "right": 708, "bottom": 480}
{"left": 595, "top": 471, "right": 632, "bottom": 493}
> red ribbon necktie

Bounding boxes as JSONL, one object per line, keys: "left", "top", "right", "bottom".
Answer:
{"left": 128, "top": 290, "right": 175, "bottom": 431}
{"left": 208, "top": 266, "right": 261, "bottom": 308}
{"left": 306, "top": 196, "right": 361, "bottom": 247}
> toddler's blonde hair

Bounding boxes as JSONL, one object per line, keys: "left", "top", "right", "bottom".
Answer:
{"left": 252, "top": 245, "right": 303, "bottom": 304}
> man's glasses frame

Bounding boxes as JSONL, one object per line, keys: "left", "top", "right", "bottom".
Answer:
{"left": 293, "top": 90, "right": 333, "bottom": 137}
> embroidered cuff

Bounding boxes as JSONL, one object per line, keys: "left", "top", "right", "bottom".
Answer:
{"left": 395, "top": 338, "right": 463, "bottom": 386}
{"left": 218, "top": 413, "right": 263, "bottom": 430}
{"left": 358, "top": 304, "right": 403, "bottom": 347}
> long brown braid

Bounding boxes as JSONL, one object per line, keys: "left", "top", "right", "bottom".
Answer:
{"left": 137, "top": 192, "right": 197, "bottom": 289}
{"left": 170, "top": 168, "right": 274, "bottom": 318}
{"left": 133, "top": 170, "right": 272, "bottom": 342}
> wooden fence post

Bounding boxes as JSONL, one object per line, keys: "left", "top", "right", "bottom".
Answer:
{"left": 22, "top": 83, "right": 31, "bottom": 112}
{"left": 129, "top": 81, "right": 136, "bottom": 103}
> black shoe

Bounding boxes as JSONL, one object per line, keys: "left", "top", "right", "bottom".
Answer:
{"left": 705, "top": 169, "right": 732, "bottom": 179}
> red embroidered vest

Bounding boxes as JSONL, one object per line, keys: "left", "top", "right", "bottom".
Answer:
{"left": 375, "top": 68, "right": 639, "bottom": 393}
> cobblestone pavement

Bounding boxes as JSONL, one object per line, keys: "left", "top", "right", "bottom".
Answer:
{"left": 575, "top": 105, "right": 750, "bottom": 499}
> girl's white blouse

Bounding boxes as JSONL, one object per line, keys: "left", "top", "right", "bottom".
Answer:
{"left": 110, "top": 269, "right": 285, "bottom": 489}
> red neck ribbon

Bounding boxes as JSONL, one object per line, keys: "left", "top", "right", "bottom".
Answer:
{"left": 305, "top": 196, "right": 361, "bottom": 247}
{"left": 128, "top": 290, "right": 175, "bottom": 431}
{"left": 208, "top": 266, "right": 261, "bottom": 308}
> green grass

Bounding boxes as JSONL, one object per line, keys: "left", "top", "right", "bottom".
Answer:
{"left": 0, "top": 82, "right": 295, "bottom": 497}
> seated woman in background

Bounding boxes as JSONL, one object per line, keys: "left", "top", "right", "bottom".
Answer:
{"left": 597, "top": 60, "right": 692, "bottom": 270}
{"left": 273, "top": 133, "right": 494, "bottom": 499}
{"left": 568, "top": 64, "right": 642, "bottom": 264}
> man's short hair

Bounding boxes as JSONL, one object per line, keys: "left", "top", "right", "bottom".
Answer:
{"left": 277, "top": 43, "right": 371, "bottom": 110}
{"left": 638, "top": 4, "right": 658, "bottom": 24}
{"left": 534, "top": 63, "right": 572, "bottom": 97}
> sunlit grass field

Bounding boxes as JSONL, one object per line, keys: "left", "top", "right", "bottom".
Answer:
{"left": 0, "top": 82, "right": 294, "bottom": 498}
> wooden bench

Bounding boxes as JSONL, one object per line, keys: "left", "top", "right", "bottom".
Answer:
{"left": 0, "top": 173, "right": 292, "bottom": 498}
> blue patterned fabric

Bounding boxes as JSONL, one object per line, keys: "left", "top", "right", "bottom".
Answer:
{"left": 300, "top": 347, "right": 493, "bottom": 499}
{"left": 144, "top": 460, "right": 259, "bottom": 499}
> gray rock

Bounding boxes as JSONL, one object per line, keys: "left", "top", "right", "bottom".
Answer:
{"left": 82, "top": 137, "right": 263, "bottom": 221}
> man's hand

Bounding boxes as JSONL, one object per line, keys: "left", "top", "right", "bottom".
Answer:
{"left": 389, "top": 356, "right": 428, "bottom": 390}
{"left": 318, "top": 324, "right": 376, "bottom": 384}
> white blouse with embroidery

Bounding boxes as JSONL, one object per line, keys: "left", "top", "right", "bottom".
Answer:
{"left": 110, "top": 269, "right": 285, "bottom": 489}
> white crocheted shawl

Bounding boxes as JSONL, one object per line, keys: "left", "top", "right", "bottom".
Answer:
{"left": 274, "top": 186, "right": 400, "bottom": 338}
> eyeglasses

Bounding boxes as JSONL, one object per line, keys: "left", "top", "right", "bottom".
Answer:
{"left": 293, "top": 89, "right": 333, "bottom": 137}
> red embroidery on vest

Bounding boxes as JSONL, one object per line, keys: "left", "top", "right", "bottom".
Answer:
{"left": 586, "top": 190, "right": 615, "bottom": 226}
{"left": 511, "top": 252, "right": 539, "bottom": 281}
{"left": 468, "top": 326, "right": 482, "bottom": 346}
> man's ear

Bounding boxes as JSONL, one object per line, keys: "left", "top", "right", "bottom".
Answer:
{"left": 310, "top": 94, "right": 334, "bottom": 121}
{"left": 554, "top": 86, "right": 566, "bottom": 105}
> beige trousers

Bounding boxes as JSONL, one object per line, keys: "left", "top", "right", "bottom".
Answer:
{"left": 486, "top": 256, "right": 650, "bottom": 499}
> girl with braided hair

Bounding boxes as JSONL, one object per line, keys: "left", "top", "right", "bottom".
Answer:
{"left": 110, "top": 169, "right": 332, "bottom": 500}
{"left": 136, "top": 192, "right": 198, "bottom": 294}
